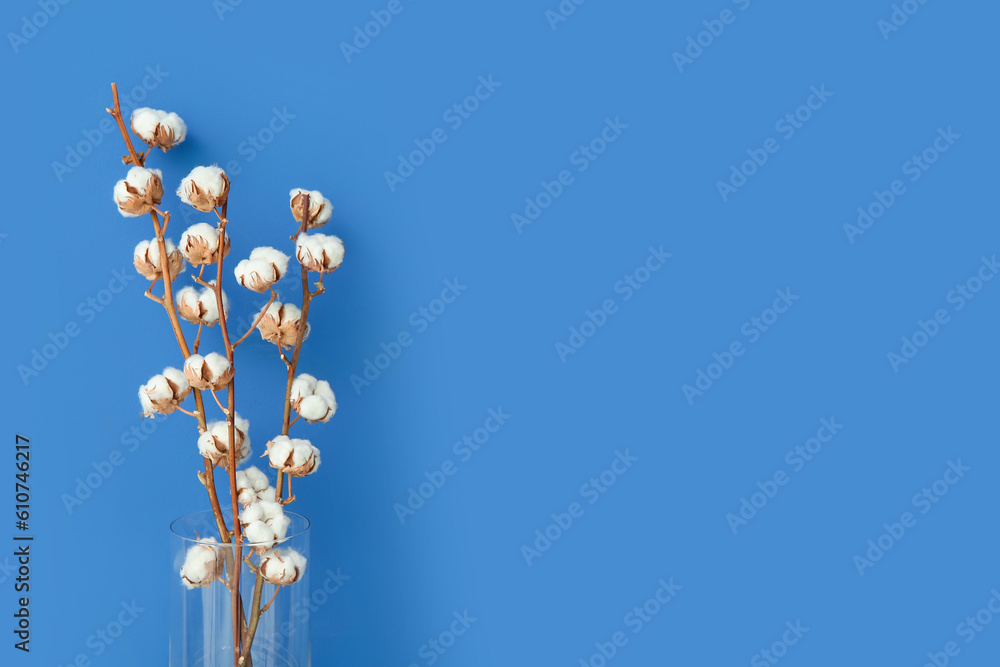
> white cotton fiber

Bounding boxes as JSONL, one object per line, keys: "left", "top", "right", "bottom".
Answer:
{"left": 180, "top": 223, "right": 220, "bottom": 249}
{"left": 203, "top": 352, "right": 231, "bottom": 379}
{"left": 244, "top": 466, "right": 269, "bottom": 491}
{"left": 244, "top": 521, "right": 275, "bottom": 547}
{"left": 297, "top": 396, "right": 328, "bottom": 422}
{"left": 180, "top": 166, "right": 226, "bottom": 197}
{"left": 176, "top": 285, "right": 199, "bottom": 310}
{"left": 131, "top": 108, "right": 163, "bottom": 142}
{"left": 180, "top": 538, "right": 221, "bottom": 589}
{"left": 159, "top": 112, "right": 187, "bottom": 143}
{"left": 162, "top": 367, "right": 189, "bottom": 394}
{"left": 289, "top": 374, "right": 318, "bottom": 402}
{"left": 250, "top": 247, "right": 290, "bottom": 277}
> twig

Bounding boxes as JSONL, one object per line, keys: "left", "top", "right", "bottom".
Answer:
{"left": 261, "top": 586, "right": 281, "bottom": 614}
{"left": 209, "top": 389, "right": 230, "bottom": 415}
{"left": 233, "top": 287, "right": 277, "bottom": 348}
{"left": 210, "top": 210, "right": 245, "bottom": 665}
{"left": 193, "top": 322, "right": 205, "bottom": 355}
{"left": 106, "top": 83, "right": 143, "bottom": 167}
{"left": 276, "top": 194, "right": 321, "bottom": 503}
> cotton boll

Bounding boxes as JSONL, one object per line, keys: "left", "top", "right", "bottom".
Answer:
{"left": 138, "top": 386, "right": 156, "bottom": 416}
{"left": 177, "top": 166, "right": 230, "bottom": 212}
{"left": 270, "top": 513, "right": 291, "bottom": 542}
{"left": 289, "top": 188, "right": 334, "bottom": 228}
{"left": 239, "top": 502, "right": 265, "bottom": 526}
{"left": 314, "top": 381, "right": 336, "bottom": 410}
{"left": 114, "top": 167, "right": 164, "bottom": 217}
{"left": 133, "top": 238, "right": 185, "bottom": 281}
{"left": 244, "top": 466, "right": 269, "bottom": 492}
{"left": 162, "top": 367, "right": 191, "bottom": 401}
{"left": 289, "top": 375, "right": 337, "bottom": 423}
{"left": 203, "top": 352, "right": 230, "bottom": 380}
{"left": 297, "top": 395, "right": 329, "bottom": 422}
{"left": 236, "top": 466, "right": 271, "bottom": 506}
{"left": 234, "top": 258, "right": 278, "bottom": 293}
{"left": 176, "top": 281, "right": 228, "bottom": 326}
{"left": 249, "top": 247, "right": 290, "bottom": 278}
{"left": 139, "top": 370, "right": 189, "bottom": 416}
{"left": 184, "top": 352, "right": 233, "bottom": 391}
{"left": 197, "top": 431, "right": 222, "bottom": 464}
{"left": 236, "top": 475, "right": 258, "bottom": 507}
{"left": 179, "top": 223, "right": 229, "bottom": 265}
{"left": 199, "top": 414, "right": 250, "bottom": 469}
{"left": 196, "top": 283, "right": 229, "bottom": 326}
{"left": 130, "top": 108, "right": 164, "bottom": 143}
{"left": 296, "top": 233, "right": 344, "bottom": 273}
{"left": 180, "top": 537, "right": 224, "bottom": 589}
{"left": 176, "top": 286, "right": 204, "bottom": 325}
{"left": 256, "top": 302, "right": 307, "bottom": 347}
{"left": 155, "top": 112, "right": 187, "bottom": 151}
{"left": 130, "top": 108, "right": 187, "bottom": 151}
{"left": 260, "top": 548, "right": 306, "bottom": 585}
{"left": 244, "top": 521, "right": 277, "bottom": 553}
{"left": 257, "top": 486, "right": 276, "bottom": 502}
{"left": 289, "top": 374, "right": 318, "bottom": 403}
{"left": 266, "top": 437, "right": 320, "bottom": 476}
{"left": 266, "top": 436, "right": 294, "bottom": 470}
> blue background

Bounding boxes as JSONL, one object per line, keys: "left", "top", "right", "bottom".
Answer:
{"left": 2, "top": 0, "right": 998, "bottom": 665}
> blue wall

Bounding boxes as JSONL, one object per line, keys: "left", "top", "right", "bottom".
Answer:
{"left": 3, "top": 0, "right": 998, "bottom": 665}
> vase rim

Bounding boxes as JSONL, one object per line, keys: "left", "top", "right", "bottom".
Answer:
{"left": 169, "top": 509, "right": 311, "bottom": 546}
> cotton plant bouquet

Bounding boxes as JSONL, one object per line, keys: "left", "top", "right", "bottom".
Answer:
{"left": 105, "top": 83, "right": 343, "bottom": 664}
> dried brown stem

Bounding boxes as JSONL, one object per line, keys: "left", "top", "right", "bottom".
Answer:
{"left": 107, "top": 83, "right": 143, "bottom": 168}
{"left": 193, "top": 322, "right": 205, "bottom": 355}
{"left": 108, "top": 82, "right": 248, "bottom": 665}
{"left": 210, "top": 211, "right": 245, "bottom": 665}
{"left": 207, "top": 388, "right": 228, "bottom": 415}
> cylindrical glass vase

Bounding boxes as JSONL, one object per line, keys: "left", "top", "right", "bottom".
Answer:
{"left": 170, "top": 510, "right": 311, "bottom": 667}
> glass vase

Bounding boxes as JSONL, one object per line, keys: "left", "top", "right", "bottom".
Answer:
{"left": 169, "top": 510, "right": 311, "bottom": 667}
